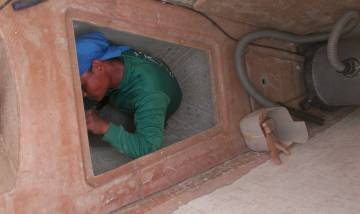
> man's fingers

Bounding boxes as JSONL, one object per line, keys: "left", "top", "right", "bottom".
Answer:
{"left": 85, "top": 109, "right": 107, "bottom": 134}
{"left": 86, "top": 110, "right": 98, "bottom": 121}
{"left": 85, "top": 112, "right": 93, "bottom": 122}
{"left": 85, "top": 111, "right": 92, "bottom": 121}
{"left": 86, "top": 109, "right": 97, "bottom": 116}
{"left": 85, "top": 111, "right": 96, "bottom": 130}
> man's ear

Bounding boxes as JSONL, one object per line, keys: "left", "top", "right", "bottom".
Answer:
{"left": 92, "top": 60, "right": 105, "bottom": 74}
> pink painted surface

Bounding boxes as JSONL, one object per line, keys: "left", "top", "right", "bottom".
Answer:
{"left": 0, "top": 0, "right": 305, "bottom": 212}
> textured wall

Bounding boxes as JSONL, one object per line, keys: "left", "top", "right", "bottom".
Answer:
{"left": 0, "top": 0, "right": 340, "bottom": 212}
{"left": 0, "top": 0, "right": 250, "bottom": 212}
{"left": 165, "top": 0, "right": 360, "bottom": 34}
{"left": 0, "top": 35, "right": 19, "bottom": 193}
{"left": 194, "top": 0, "right": 360, "bottom": 34}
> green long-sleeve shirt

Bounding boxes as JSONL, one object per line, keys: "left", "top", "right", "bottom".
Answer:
{"left": 102, "top": 49, "right": 182, "bottom": 159}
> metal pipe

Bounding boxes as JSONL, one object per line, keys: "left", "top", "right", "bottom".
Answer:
{"left": 327, "top": 10, "right": 360, "bottom": 71}
{"left": 235, "top": 11, "right": 359, "bottom": 108}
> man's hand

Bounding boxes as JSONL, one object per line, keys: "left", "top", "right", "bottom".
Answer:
{"left": 85, "top": 109, "right": 110, "bottom": 135}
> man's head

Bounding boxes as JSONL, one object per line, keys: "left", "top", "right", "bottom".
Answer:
{"left": 76, "top": 32, "right": 129, "bottom": 101}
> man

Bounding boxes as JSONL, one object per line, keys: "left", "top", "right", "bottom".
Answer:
{"left": 76, "top": 32, "right": 182, "bottom": 159}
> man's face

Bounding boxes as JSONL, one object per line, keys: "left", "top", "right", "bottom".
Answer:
{"left": 80, "top": 61, "right": 109, "bottom": 101}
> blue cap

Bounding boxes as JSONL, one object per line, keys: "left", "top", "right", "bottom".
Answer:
{"left": 75, "top": 32, "right": 130, "bottom": 76}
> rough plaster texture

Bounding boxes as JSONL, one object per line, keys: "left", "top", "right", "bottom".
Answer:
{"left": 163, "top": 0, "right": 360, "bottom": 34}
{"left": 193, "top": 0, "right": 360, "bottom": 34}
{"left": 0, "top": 0, "right": 326, "bottom": 212}
{"left": 0, "top": 36, "right": 19, "bottom": 193}
{"left": 118, "top": 151, "right": 269, "bottom": 214}
{"left": 0, "top": 0, "right": 253, "bottom": 212}
{"left": 245, "top": 47, "right": 306, "bottom": 109}
{"left": 175, "top": 108, "right": 360, "bottom": 214}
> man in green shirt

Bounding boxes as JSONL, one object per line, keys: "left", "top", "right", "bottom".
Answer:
{"left": 76, "top": 32, "right": 182, "bottom": 159}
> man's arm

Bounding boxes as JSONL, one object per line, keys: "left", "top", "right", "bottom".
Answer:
{"left": 96, "top": 92, "right": 170, "bottom": 159}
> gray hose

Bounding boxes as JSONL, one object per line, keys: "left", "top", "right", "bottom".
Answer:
{"left": 235, "top": 30, "right": 329, "bottom": 107}
{"left": 235, "top": 11, "right": 360, "bottom": 107}
{"left": 327, "top": 10, "right": 360, "bottom": 71}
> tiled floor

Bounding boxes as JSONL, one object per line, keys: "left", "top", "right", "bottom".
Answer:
{"left": 174, "top": 109, "right": 360, "bottom": 214}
